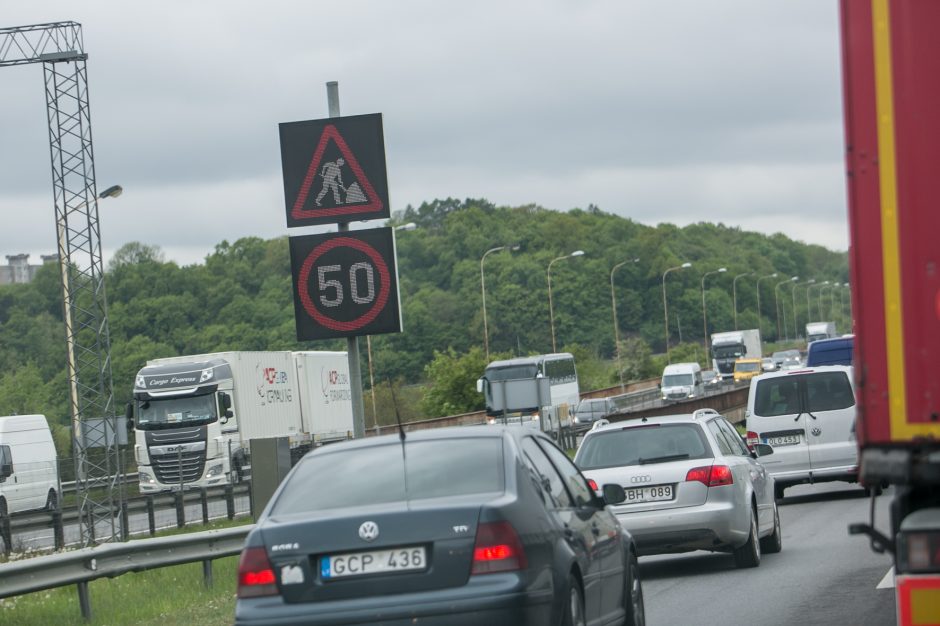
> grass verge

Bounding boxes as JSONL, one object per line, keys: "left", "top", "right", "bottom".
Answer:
{"left": 0, "top": 518, "right": 251, "bottom": 624}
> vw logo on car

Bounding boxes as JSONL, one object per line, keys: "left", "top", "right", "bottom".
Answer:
{"left": 358, "top": 520, "right": 379, "bottom": 542}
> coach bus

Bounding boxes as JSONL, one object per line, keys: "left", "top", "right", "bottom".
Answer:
{"left": 477, "top": 353, "right": 579, "bottom": 433}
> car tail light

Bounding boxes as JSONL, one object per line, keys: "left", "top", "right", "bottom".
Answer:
{"left": 237, "top": 546, "right": 279, "bottom": 598}
{"left": 746, "top": 431, "right": 760, "bottom": 448}
{"left": 685, "top": 464, "right": 734, "bottom": 487}
{"left": 471, "top": 521, "right": 527, "bottom": 574}
{"left": 587, "top": 478, "right": 599, "bottom": 492}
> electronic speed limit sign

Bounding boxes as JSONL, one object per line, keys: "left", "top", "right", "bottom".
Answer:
{"left": 289, "top": 228, "right": 402, "bottom": 341}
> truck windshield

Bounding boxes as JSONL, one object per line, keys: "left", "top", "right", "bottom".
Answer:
{"left": 713, "top": 345, "right": 744, "bottom": 359}
{"left": 137, "top": 393, "right": 217, "bottom": 429}
{"left": 662, "top": 374, "right": 693, "bottom": 387}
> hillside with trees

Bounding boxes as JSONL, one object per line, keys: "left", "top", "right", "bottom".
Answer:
{"left": 0, "top": 198, "right": 849, "bottom": 448}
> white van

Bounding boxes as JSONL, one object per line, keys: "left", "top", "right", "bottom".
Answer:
{"left": 745, "top": 366, "right": 858, "bottom": 499}
{"left": 0, "top": 415, "right": 60, "bottom": 518}
{"left": 660, "top": 362, "right": 704, "bottom": 402}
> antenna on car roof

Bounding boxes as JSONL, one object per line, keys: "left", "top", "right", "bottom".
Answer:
{"left": 388, "top": 380, "right": 410, "bottom": 503}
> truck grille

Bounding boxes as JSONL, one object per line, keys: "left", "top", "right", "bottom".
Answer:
{"left": 146, "top": 426, "right": 207, "bottom": 486}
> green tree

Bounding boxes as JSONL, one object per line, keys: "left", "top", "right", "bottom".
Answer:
{"left": 420, "top": 347, "right": 488, "bottom": 417}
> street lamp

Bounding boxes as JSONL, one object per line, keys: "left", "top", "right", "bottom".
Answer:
{"left": 818, "top": 281, "right": 832, "bottom": 321}
{"left": 828, "top": 282, "right": 840, "bottom": 322}
{"left": 790, "top": 280, "right": 807, "bottom": 340}
{"left": 807, "top": 280, "right": 828, "bottom": 322}
{"left": 701, "top": 267, "right": 727, "bottom": 362}
{"left": 801, "top": 278, "right": 817, "bottom": 331}
{"left": 775, "top": 276, "right": 799, "bottom": 341}
{"left": 732, "top": 272, "right": 753, "bottom": 330}
{"left": 755, "top": 273, "right": 778, "bottom": 340}
{"left": 662, "top": 262, "right": 692, "bottom": 364}
{"left": 481, "top": 244, "right": 520, "bottom": 361}
{"left": 547, "top": 250, "right": 585, "bottom": 352}
{"left": 611, "top": 258, "right": 640, "bottom": 392}
{"left": 841, "top": 283, "right": 851, "bottom": 324}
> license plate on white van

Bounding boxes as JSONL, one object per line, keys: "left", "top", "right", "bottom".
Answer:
{"left": 766, "top": 434, "right": 801, "bottom": 446}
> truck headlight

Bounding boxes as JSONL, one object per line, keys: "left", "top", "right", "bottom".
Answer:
{"left": 205, "top": 463, "right": 224, "bottom": 479}
{"left": 139, "top": 470, "right": 156, "bottom": 485}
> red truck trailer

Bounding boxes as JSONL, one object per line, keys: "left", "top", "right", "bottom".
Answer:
{"left": 840, "top": 1, "right": 940, "bottom": 623}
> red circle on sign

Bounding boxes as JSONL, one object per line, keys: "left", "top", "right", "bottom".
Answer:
{"left": 297, "top": 236, "right": 391, "bottom": 332}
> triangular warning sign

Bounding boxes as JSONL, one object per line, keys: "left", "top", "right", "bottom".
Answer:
{"left": 290, "top": 124, "right": 384, "bottom": 221}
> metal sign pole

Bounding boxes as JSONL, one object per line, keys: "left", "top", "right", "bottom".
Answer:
{"left": 326, "top": 82, "right": 366, "bottom": 439}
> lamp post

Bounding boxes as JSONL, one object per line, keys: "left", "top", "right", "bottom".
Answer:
{"left": 827, "top": 282, "right": 840, "bottom": 322}
{"left": 818, "top": 281, "right": 832, "bottom": 321}
{"left": 807, "top": 280, "right": 828, "bottom": 322}
{"left": 732, "top": 272, "right": 753, "bottom": 330}
{"left": 755, "top": 273, "right": 778, "bottom": 340}
{"left": 611, "top": 258, "right": 640, "bottom": 392}
{"left": 802, "top": 278, "right": 817, "bottom": 327}
{"left": 841, "top": 283, "right": 851, "bottom": 325}
{"left": 662, "top": 262, "right": 692, "bottom": 364}
{"left": 481, "top": 244, "right": 520, "bottom": 361}
{"left": 775, "top": 276, "right": 798, "bottom": 341}
{"left": 790, "top": 280, "right": 805, "bottom": 340}
{"left": 548, "top": 251, "right": 585, "bottom": 352}
{"left": 701, "top": 267, "right": 727, "bottom": 363}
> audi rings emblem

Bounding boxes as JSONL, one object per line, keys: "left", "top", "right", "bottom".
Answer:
{"left": 358, "top": 521, "right": 379, "bottom": 542}
{"left": 630, "top": 475, "right": 652, "bottom": 484}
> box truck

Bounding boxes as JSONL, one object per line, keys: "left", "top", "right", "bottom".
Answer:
{"left": 0, "top": 414, "right": 59, "bottom": 517}
{"left": 805, "top": 321, "right": 837, "bottom": 344}
{"left": 710, "top": 329, "right": 761, "bottom": 381}
{"left": 839, "top": 2, "right": 940, "bottom": 622}
{"left": 129, "top": 351, "right": 353, "bottom": 492}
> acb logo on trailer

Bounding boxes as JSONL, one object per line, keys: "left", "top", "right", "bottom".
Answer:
{"left": 289, "top": 228, "right": 402, "bottom": 341}
{"left": 279, "top": 113, "right": 390, "bottom": 227}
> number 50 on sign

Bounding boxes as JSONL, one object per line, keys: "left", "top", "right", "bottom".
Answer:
{"left": 289, "top": 228, "right": 402, "bottom": 341}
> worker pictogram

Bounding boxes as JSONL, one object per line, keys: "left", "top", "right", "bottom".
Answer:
{"left": 279, "top": 113, "right": 390, "bottom": 227}
{"left": 289, "top": 228, "right": 402, "bottom": 340}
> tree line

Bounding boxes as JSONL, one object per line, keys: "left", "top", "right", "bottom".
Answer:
{"left": 0, "top": 198, "right": 848, "bottom": 444}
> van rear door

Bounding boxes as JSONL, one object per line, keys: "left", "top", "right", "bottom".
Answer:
{"left": 748, "top": 375, "right": 811, "bottom": 477}
{"left": 803, "top": 369, "right": 858, "bottom": 474}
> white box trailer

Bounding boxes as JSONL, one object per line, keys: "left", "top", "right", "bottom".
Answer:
{"left": 293, "top": 351, "right": 354, "bottom": 443}
{"left": 131, "top": 351, "right": 352, "bottom": 492}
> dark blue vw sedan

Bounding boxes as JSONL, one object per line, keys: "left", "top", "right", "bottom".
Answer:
{"left": 235, "top": 426, "right": 644, "bottom": 626}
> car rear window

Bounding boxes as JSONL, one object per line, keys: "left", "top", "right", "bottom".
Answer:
{"left": 754, "top": 371, "right": 854, "bottom": 416}
{"left": 576, "top": 424, "right": 712, "bottom": 470}
{"left": 271, "top": 438, "right": 504, "bottom": 514}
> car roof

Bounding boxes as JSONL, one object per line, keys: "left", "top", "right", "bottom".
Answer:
{"left": 749, "top": 364, "right": 853, "bottom": 381}
{"left": 303, "top": 424, "right": 545, "bottom": 456}
{"left": 584, "top": 411, "right": 721, "bottom": 436}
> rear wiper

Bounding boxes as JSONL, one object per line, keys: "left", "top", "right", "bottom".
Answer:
{"left": 638, "top": 453, "right": 690, "bottom": 465}
{"left": 793, "top": 412, "right": 804, "bottom": 422}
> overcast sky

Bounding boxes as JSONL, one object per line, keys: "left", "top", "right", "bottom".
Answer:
{"left": 0, "top": 1, "right": 848, "bottom": 267}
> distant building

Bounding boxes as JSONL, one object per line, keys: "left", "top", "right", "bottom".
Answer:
{"left": 0, "top": 253, "right": 56, "bottom": 285}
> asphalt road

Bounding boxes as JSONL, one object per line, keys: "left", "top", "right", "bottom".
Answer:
{"left": 640, "top": 481, "right": 895, "bottom": 626}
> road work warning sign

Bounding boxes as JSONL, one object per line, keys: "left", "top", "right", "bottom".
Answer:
{"left": 279, "top": 113, "right": 390, "bottom": 227}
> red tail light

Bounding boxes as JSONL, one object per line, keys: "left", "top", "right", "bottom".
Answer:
{"left": 237, "top": 546, "right": 279, "bottom": 598}
{"left": 471, "top": 521, "right": 527, "bottom": 574}
{"left": 746, "top": 431, "right": 760, "bottom": 449}
{"left": 685, "top": 464, "right": 734, "bottom": 487}
{"left": 587, "top": 478, "right": 599, "bottom": 492}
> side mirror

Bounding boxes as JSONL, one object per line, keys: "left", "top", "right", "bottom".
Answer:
{"left": 602, "top": 483, "right": 626, "bottom": 505}
{"left": 125, "top": 402, "right": 133, "bottom": 420}
{"left": 218, "top": 392, "right": 234, "bottom": 421}
{"left": 752, "top": 443, "right": 774, "bottom": 457}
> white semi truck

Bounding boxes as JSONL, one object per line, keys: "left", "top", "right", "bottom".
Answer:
{"left": 710, "top": 329, "right": 762, "bottom": 381}
{"left": 128, "top": 351, "right": 353, "bottom": 492}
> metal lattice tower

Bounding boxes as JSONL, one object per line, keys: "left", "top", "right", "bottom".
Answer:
{"left": 1, "top": 21, "right": 122, "bottom": 546}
